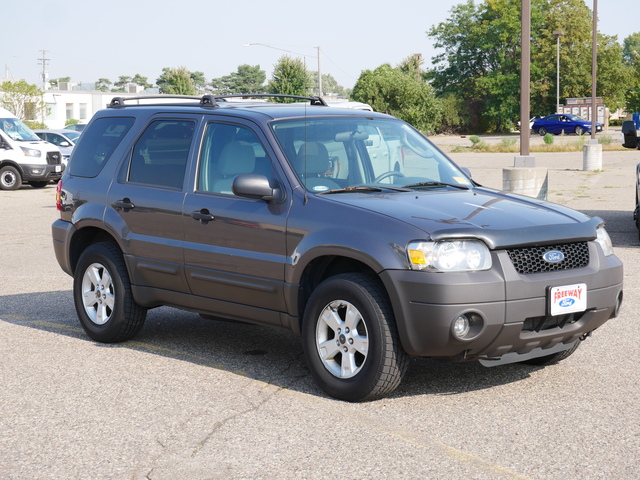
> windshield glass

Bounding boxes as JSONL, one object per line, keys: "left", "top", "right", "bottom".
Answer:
{"left": 64, "top": 131, "right": 81, "bottom": 142}
{"left": 270, "top": 116, "right": 471, "bottom": 193}
{"left": 0, "top": 117, "right": 41, "bottom": 142}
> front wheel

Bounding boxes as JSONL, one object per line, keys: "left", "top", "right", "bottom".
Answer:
{"left": 302, "top": 273, "right": 408, "bottom": 402}
{"left": 0, "top": 165, "right": 22, "bottom": 190}
{"left": 575, "top": 126, "right": 584, "bottom": 135}
{"left": 73, "top": 242, "right": 147, "bottom": 343}
{"left": 538, "top": 127, "right": 547, "bottom": 136}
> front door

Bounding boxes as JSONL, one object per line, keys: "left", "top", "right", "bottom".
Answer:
{"left": 182, "top": 120, "right": 290, "bottom": 325}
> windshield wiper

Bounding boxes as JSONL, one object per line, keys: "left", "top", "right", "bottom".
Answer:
{"left": 402, "top": 181, "right": 470, "bottom": 191}
{"left": 320, "top": 185, "right": 411, "bottom": 194}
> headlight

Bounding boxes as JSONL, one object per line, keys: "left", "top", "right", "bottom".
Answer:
{"left": 407, "top": 239, "right": 492, "bottom": 272}
{"left": 595, "top": 226, "right": 614, "bottom": 256}
{"left": 20, "top": 146, "right": 41, "bottom": 157}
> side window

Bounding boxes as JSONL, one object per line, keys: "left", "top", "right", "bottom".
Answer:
{"left": 128, "top": 120, "right": 195, "bottom": 189}
{"left": 197, "top": 123, "right": 271, "bottom": 194}
{"left": 69, "top": 117, "right": 134, "bottom": 178}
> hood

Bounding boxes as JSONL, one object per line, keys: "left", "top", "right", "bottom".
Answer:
{"left": 323, "top": 187, "right": 600, "bottom": 249}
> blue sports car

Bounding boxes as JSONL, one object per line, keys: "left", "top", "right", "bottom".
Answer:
{"left": 531, "top": 114, "right": 603, "bottom": 136}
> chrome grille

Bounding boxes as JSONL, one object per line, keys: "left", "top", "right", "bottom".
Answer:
{"left": 507, "top": 242, "right": 589, "bottom": 274}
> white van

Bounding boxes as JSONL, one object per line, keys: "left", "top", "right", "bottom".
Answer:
{"left": 0, "top": 107, "right": 64, "bottom": 190}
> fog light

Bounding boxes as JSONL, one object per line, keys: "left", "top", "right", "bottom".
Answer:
{"left": 31, "top": 168, "right": 43, "bottom": 175}
{"left": 453, "top": 315, "right": 470, "bottom": 339}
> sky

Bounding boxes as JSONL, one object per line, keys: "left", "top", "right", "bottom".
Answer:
{"left": 2, "top": 0, "right": 638, "bottom": 92}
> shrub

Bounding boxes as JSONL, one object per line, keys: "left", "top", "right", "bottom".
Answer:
{"left": 501, "top": 137, "right": 517, "bottom": 147}
{"left": 469, "top": 135, "right": 481, "bottom": 145}
{"left": 543, "top": 133, "right": 554, "bottom": 145}
{"left": 598, "top": 135, "right": 613, "bottom": 145}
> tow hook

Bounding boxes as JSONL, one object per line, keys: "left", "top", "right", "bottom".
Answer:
{"left": 580, "top": 332, "right": 592, "bottom": 341}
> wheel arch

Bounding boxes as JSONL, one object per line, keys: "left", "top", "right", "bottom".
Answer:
{"left": 294, "top": 255, "right": 384, "bottom": 333}
{"left": 68, "top": 226, "right": 122, "bottom": 275}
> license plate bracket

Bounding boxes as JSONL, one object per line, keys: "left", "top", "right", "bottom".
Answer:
{"left": 548, "top": 283, "right": 587, "bottom": 316}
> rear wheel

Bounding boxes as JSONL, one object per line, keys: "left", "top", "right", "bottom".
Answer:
{"left": 73, "top": 242, "right": 147, "bottom": 343}
{"left": 0, "top": 165, "right": 21, "bottom": 190}
{"left": 302, "top": 273, "right": 408, "bottom": 402}
{"left": 520, "top": 341, "right": 580, "bottom": 366}
{"left": 538, "top": 127, "right": 547, "bottom": 136}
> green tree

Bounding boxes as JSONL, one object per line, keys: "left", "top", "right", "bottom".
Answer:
{"left": 0, "top": 80, "right": 46, "bottom": 121}
{"left": 131, "top": 74, "right": 153, "bottom": 89}
{"left": 267, "top": 56, "right": 312, "bottom": 101}
{"left": 352, "top": 64, "right": 442, "bottom": 133}
{"left": 156, "top": 67, "right": 199, "bottom": 95}
{"left": 210, "top": 64, "right": 266, "bottom": 94}
{"left": 623, "top": 32, "right": 640, "bottom": 112}
{"left": 308, "top": 72, "right": 346, "bottom": 96}
{"left": 427, "top": 0, "right": 630, "bottom": 130}
{"left": 95, "top": 78, "right": 112, "bottom": 92}
{"left": 113, "top": 75, "right": 132, "bottom": 92}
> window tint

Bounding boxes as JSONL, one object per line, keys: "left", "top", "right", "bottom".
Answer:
{"left": 69, "top": 117, "right": 134, "bottom": 177}
{"left": 128, "top": 120, "right": 195, "bottom": 189}
{"left": 197, "top": 123, "right": 271, "bottom": 194}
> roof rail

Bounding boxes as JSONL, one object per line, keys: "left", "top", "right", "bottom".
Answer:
{"left": 214, "top": 94, "right": 328, "bottom": 106}
{"left": 108, "top": 93, "right": 328, "bottom": 108}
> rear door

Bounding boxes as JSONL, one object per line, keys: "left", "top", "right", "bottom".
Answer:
{"left": 182, "top": 119, "right": 290, "bottom": 325}
{"left": 106, "top": 115, "right": 199, "bottom": 294}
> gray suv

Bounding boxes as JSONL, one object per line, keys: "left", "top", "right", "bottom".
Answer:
{"left": 52, "top": 95, "right": 623, "bottom": 401}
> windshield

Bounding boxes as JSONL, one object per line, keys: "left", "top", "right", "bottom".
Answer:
{"left": 270, "top": 116, "right": 472, "bottom": 193}
{"left": 64, "top": 131, "right": 81, "bottom": 142}
{"left": 0, "top": 117, "right": 40, "bottom": 142}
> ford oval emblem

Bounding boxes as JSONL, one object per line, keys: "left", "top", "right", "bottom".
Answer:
{"left": 559, "top": 298, "right": 575, "bottom": 307}
{"left": 543, "top": 250, "right": 564, "bottom": 263}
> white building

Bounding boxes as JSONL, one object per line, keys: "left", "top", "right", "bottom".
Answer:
{"left": 43, "top": 84, "right": 150, "bottom": 129}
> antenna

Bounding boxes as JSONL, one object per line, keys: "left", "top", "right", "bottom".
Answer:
{"left": 38, "top": 49, "right": 49, "bottom": 90}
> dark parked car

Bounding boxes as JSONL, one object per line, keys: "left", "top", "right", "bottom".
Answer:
{"left": 52, "top": 94, "right": 623, "bottom": 401}
{"left": 621, "top": 120, "right": 640, "bottom": 238}
{"left": 532, "top": 114, "right": 603, "bottom": 136}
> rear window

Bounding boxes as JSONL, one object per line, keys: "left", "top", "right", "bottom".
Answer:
{"left": 69, "top": 117, "right": 134, "bottom": 177}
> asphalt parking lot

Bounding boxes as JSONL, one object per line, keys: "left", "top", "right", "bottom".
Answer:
{"left": 1, "top": 146, "right": 639, "bottom": 479}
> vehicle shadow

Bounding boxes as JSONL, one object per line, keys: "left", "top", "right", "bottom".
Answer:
{"left": 1, "top": 289, "right": 543, "bottom": 402}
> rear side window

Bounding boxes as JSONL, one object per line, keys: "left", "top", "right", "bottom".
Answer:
{"left": 69, "top": 117, "right": 134, "bottom": 177}
{"left": 128, "top": 120, "right": 195, "bottom": 189}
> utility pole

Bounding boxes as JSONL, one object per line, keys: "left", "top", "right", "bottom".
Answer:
{"left": 38, "top": 49, "right": 49, "bottom": 90}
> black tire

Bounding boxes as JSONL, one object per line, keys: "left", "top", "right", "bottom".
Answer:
{"left": 538, "top": 127, "right": 547, "bottom": 136}
{"left": 28, "top": 181, "right": 49, "bottom": 189}
{"left": 73, "top": 242, "right": 147, "bottom": 343}
{"left": 575, "top": 126, "right": 584, "bottom": 135}
{"left": 520, "top": 341, "right": 580, "bottom": 366}
{"left": 302, "top": 273, "right": 408, "bottom": 402}
{"left": 0, "top": 165, "right": 22, "bottom": 190}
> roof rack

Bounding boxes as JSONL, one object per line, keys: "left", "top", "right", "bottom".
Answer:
{"left": 108, "top": 94, "right": 328, "bottom": 108}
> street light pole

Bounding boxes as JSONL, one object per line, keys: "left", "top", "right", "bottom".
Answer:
{"left": 553, "top": 30, "right": 564, "bottom": 114}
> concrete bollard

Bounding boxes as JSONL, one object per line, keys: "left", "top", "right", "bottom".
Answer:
{"left": 502, "top": 167, "right": 548, "bottom": 200}
{"left": 583, "top": 140, "right": 602, "bottom": 171}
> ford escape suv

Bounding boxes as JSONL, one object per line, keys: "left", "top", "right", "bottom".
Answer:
{"left": 52, "top": 94, "right": 624, "bottom": 401}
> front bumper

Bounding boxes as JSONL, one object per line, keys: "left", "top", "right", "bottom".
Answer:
{"left": 21, "top": 162, "right": 64, "bottom": 182}
{"left": 380, "top": 243, "right": 623, "bottom": 362}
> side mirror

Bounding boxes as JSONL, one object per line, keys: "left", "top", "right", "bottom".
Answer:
{"left": 232, "top": 174, "right": 284, "bottom": 203}
{"left": 622, "top": 120, "right": 638, "bottom": 149}
{"left": 60, "top": 141, "right": 70, "bottom": 147}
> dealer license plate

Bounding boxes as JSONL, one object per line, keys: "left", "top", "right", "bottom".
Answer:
{"left": 549, "top": 283, "right": 587, "bottom": 316}
{"left": 55, "top": 165, "right": 61, "bottom": 172}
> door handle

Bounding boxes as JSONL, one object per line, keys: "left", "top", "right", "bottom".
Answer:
{"left": 191, "top": 209, "right": 215, "bottom": 224}
{"left": 114, "top": 198, "right": 135, "bottom": 212}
